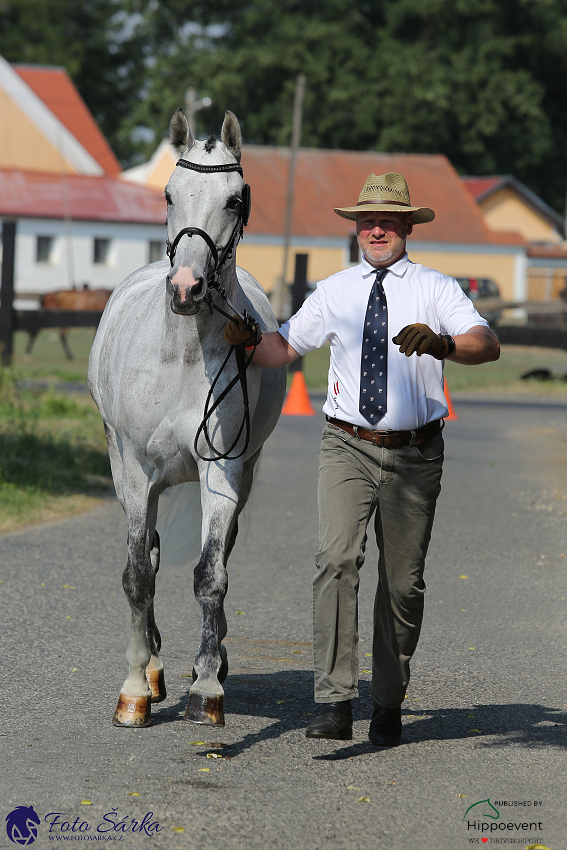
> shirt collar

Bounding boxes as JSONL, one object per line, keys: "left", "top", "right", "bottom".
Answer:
{"left": 361, "top": 253, "right": 410, "bottom": 280}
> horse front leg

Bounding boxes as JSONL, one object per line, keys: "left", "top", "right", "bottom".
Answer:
{"left": 185, "top": 452, "right": 260, "bottom": 726}
{"left": 184, "top": 516, "right": 231, "bottom": 726}
{"left": 113, "top": 464, "right": 160, "bottom": 728}
{"left": 145, "top": 531, "right": 167, "bottom": 703}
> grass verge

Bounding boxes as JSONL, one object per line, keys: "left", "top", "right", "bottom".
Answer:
{"left": 0, "top": 370, "right": 112, "bottom": 535}
{"left": 299, "top": 343, "right": 567, "bottom": 396}
{"left": 6, "top": 328, "right": 567, "bottom": 535}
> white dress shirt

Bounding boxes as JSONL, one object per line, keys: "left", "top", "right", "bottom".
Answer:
{"left": 278, "top": 253, "right": 489, "bottom": 430}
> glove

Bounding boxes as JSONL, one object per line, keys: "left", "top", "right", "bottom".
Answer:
{"left": 393, "top": 323, "right": 447, "bottom": 359}
{"left": 224, "top": 316, "right": 262, "bottom": 347}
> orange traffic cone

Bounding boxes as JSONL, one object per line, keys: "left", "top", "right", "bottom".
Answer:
{"left": 282, "top": 371, "right": 316, "bottom": 416}
{"left": 443, "top": 379, "right": 459, "bottom": 421}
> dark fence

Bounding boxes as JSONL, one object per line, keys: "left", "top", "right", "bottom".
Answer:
{"left": 494, "top": 325, "right": 567, "bottom": 350}
{"left": 1, "top": 220, "right": 104, "bottom": 366}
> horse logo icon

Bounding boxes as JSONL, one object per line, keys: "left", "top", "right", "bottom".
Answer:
{"left": 5, "top": 806, "right": 41, "bottom": 845}
{"left": 463, "top": 798, "right": 500, "bottom": 821}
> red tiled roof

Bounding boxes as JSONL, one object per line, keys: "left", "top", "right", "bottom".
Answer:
{"left": 241, "top": 148, "right": 523, "bottom": 246}
{"left": 461, "top": 176, "right": 504, "bottom": 201}
{"left": 0, "top": 169, "right": 165, "bottom": 224}
{"left": 14, "top": 65, "right": 122, "bottom": 177}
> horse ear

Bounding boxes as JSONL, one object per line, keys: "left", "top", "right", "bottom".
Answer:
{"left": 221, "top": 110, "right": 242, "bottom": 161}
{"left": 169, "top": 108, "right": 194, "bottom": 154}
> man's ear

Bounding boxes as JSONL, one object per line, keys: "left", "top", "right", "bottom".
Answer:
{"left": 406, "top": 214, "right": 414, "bottom": 237}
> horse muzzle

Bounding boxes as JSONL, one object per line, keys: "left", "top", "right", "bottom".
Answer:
{"left": 167, "top": 272, "right": 206, "bottom": 315}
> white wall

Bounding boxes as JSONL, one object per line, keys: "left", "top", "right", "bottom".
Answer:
{"left": 10, "top": 217, "right": 167, "bottom": 295}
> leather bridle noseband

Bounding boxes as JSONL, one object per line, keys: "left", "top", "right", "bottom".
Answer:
{"left": 165, "top": 155, "right": 257, "bottom": 462}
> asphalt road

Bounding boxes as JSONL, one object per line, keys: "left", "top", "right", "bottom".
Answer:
{"left": 1, "top": 393, "right": 566, "bottom": 850}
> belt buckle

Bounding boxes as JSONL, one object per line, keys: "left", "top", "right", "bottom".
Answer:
{"left": 371, "top": 429, "right": 384, "bottom": 446}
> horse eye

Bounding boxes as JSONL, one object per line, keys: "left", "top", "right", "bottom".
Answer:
{"left": 164, "top": 191, "right": 173, "bottom": 206}
{"left": 227, "top": 197, "right": 241, "bottom": 212}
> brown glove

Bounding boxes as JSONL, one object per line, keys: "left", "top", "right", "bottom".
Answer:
{"left": 393, "top": 323, "right": 447, "bottom": 359}
{"left": 224, "top": 316, "right": 262, "bottom": 347}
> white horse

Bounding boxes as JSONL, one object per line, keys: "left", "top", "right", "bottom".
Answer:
{"left": 88, "top": 109, "right": 286, "bottom": 728}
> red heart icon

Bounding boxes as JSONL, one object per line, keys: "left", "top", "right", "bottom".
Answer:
{"left": 481, "top": 839, "right": 488, "bottom": 844}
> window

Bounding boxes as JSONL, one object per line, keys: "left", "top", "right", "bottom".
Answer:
{"left": 36, "top": 236, "right": 54, "bottom": 263}
{"left": 94, "top": 238, "right": 110, "bottom": 264}
{"left": 149, "top": 240, "right": 164, "bottom": 264}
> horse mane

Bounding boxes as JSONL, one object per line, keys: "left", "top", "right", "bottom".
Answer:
{"left": 204, "top": 135, "right": 217, "bottom": 153}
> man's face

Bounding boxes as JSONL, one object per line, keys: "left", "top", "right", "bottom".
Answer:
{"left": 356, "top": 210, "right": 413, "bottom": 268}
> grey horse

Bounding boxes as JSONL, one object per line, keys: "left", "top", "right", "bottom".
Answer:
{"left": 88, "top": 109, "right": 286, "bottom": 727}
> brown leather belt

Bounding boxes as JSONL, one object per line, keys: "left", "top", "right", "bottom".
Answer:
{"left": 325, "top": 416, "right": 442, "bottom": 447}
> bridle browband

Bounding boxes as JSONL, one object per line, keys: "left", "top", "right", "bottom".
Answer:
{"left": 175, "top": 159, "right": 244, "bottom": 176}
{"left": 166, "top": 155, "right": 257, "bottom": 462}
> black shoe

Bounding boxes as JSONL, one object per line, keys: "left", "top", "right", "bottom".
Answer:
{"left": 368, "top": 702, "right": 402, "bottom": 747}
{"left": 305, "top": 701, "right": 353, "bottom": 740}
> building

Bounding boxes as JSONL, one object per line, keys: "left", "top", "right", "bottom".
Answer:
{"left": 0, "top": 55, "right": 166, "bottom": 302}
{"left": 123, "top": 139, "right": 527, "bottom": 305}
{"left": 463, "top": 175, "right": 567, "bottom": 302}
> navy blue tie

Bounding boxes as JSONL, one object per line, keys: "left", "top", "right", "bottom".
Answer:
{"left": 359, "top": 269, "right": 388, "bottom": 425}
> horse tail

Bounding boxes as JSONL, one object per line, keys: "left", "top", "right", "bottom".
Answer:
{"left": 156, "top": 482, "right": 202, "bottom": 568}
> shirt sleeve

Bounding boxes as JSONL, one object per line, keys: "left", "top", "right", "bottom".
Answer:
{"left": 277, "top": 286, "right": 329, "bottom": 356}
{"left": 436, "top": 276, "right": 490, "bottom": 336}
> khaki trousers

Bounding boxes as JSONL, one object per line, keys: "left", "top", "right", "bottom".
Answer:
{"left": 313, "top": 422, "right": 444, "bottom": 709}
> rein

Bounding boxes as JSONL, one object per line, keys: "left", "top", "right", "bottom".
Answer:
{"left": 166, "top": 155, "right": 257, "bottom": 462}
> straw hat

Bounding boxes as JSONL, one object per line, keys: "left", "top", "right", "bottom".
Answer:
{"left": 334, "top": 172, "right": 435, "bottom": 224}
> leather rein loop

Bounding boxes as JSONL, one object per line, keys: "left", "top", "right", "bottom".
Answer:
{"left": 165, "top": 155, "right": 257, "bottom": 462}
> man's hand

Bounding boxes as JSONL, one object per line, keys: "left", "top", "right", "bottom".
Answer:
{"left": 224, "top": 317, "right": 262, "bottom": 347}
{"left": 393, "top": 324, "right": 447, "bottom": 359}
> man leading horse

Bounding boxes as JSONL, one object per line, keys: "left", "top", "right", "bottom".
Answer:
{"left": 225, "top": 172, "right": 499, "bottom": 746}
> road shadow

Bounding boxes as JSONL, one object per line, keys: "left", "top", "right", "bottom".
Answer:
{"left": 314, "top": 701, "right": 567, "bottom": 760}
{"left": 151, "top": 670, "right": 567, "bottom": 759}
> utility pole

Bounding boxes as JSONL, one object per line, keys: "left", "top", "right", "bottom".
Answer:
{"left": 185, "top": 88, "right": 212, "bottom": 138}
{"left": 288, "top": 253, "right": 309, "bottom": 374}
{"left": 272, "top": 73, "right": 306, "bottom": 322}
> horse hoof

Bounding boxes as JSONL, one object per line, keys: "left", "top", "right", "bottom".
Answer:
{"left": 112, "top": 694, "right": 151, "bottom": 727}
{"left": 184, "top": 693, "right": 225, "bottom": 726}
{"left": 146, "top": 667, "right": 167, "bottom": 703}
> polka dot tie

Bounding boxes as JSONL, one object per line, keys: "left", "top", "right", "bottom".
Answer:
{"left": 359, "top": 269, "right": 388, "bottom": 425}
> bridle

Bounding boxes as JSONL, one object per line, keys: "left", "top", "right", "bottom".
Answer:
{"left": 166, "top": 158, "right": 251, "bottom": 323}
{"left": 165, "top": 155, "right": 257, "bottom": 462}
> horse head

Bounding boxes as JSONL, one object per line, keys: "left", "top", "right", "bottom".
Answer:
{"left": 165, "top": 108, "right": 247, "bottom": 316}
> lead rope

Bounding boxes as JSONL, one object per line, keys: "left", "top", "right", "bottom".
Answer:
{"left": 193, "top": 329, "right": 258, "bottom": 462}
{"left": 192, "top": 289, "right": 259, "bottom": 461}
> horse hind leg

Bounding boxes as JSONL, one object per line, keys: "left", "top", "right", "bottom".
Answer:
{"left": 59, "top": 328, "right": 73, "bottom": 360}
{"left": 25, "top": 330, "right": 38, "bottom": 355}
{"left": 145, "top": 531, "right": 167, "bottom": 703}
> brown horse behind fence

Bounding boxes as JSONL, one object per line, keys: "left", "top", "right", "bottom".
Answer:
{"left": 26, "top": 286, "right": 112, "bottom": 360}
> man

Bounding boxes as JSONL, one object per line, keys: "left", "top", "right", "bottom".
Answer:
{"left": 225, "top": 172, "right": 500, "bottom": 746}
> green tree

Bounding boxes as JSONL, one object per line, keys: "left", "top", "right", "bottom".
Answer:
{"left": 3, "top": 0, "right": 567, "bottom": 213}
{"left": 125, "top": 0, "right": 567, "bottom": 211}
{"left": 0, "top": 0, "right": 146, "bottom": 163}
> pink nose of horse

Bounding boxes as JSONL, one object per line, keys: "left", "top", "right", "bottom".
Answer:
{"left": 168, "top": 267, "right": 206, "bottom": 312}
